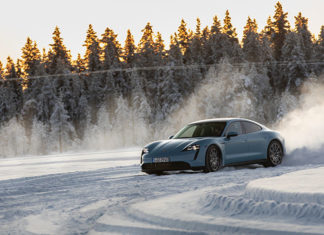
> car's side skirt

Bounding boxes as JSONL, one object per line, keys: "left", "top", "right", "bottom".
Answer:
{"left": 224, "top": 159, "right": 267, "bottom": 167}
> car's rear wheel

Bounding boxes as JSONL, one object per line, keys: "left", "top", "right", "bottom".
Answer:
{"left": 264, "top": 140, "right": 283, "bottom": 167}
{"left": 204, "top": 145, "right": 222, "bottom": 172}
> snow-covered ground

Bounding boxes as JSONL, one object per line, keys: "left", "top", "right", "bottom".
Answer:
{"left": 0, "top": 149, "right": 324, "bottom": 234}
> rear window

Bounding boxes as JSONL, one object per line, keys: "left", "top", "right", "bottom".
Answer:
{"left": 242, "top": 121, "right": 262, "bottom": 134}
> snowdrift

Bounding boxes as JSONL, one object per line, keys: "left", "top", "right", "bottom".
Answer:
{"left": 246, "top": 167, "right": 324, "bottom": 205}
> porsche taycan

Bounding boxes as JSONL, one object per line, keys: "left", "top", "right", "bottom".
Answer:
{"left": 140, "top": 118, "right": 285, "bottom": 174}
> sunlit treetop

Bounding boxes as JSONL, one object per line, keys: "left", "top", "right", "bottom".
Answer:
{"left": 16, "top": 59, "right": 23, "bottom": 78}
{"left": 138, "top": 22, "right": 154, "bottom": 53}
{"left": 83, "top": 24, "right": 99, "bottom": 58}
{"left": 176, "top": 19, "right": 189, "bottom": 54}
{"left": 168, "top": 34, "right": 183, "bottom": 65}
{"left": 5, "top": 57, "right": 17, "bottom": 79}
{"left": 101, "top": 27, "right": 122, "bottom": 69}
{"left": 123, "top": 29, "right": 136, "bottom": 65}
{"left": 222, "top": 10, "right": 237, "bottom": 39}
{"left": 21, "top": 37, "right": 41, "bottom": 76}
{"left": 154, "top": 32, "right": 165, "bottom": 56}
{"left": 243, "top": 17, "right": 258, "bottom": 40}
{"left": 195, "top": 18, "right": 201, "bottom": 38}
{"left": 47, "top": 26, "right": 72, "bottom": 74}
{"left": 261, "top": 16, "right": 275, "bottom": 39}
{"left": 202, "top": 26, "right": 210, "bottom": 40}
{"left": 295, "top": 12, "right": 309, "bottom": 32}
{"left": 273, "top": 1, "right": 290, "bottom": 33}
{"left": 0, "top": 61, "right": 4, "bottom": 79}
{"left": 211, "top": 15, "right": 221, "bottom": 34}
{"left": 101, "top": 27, "right": 121, "bottom": 49}
{"left": 74, "top": 53, "right": 86, "bottom": 73}
{"left": 83, "top": 24, "right": 101, "bottom": 71}
{"left": 270, "top": 2, "right": 291, "bottom": 60}
{"left": 319, "top": 26, "right": 324, "bottom": 44}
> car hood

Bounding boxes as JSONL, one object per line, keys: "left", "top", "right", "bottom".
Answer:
{"left": 146, "top": 137, "right": 220, "bottom": 154}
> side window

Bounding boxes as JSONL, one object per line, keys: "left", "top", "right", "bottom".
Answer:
{"left": 226, "top": 122, "right": 243, "bottom": 135}
{"left": 242, "top": 121, "right": 262, "bottom": 134}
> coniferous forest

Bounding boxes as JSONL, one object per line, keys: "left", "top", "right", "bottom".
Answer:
{"left": 0, "top": 2, "right": 324, "bottom": 156}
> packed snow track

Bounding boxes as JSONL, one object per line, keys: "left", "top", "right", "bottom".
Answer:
{"left": 0, "top": 148, "right": 323, "bottom": 234}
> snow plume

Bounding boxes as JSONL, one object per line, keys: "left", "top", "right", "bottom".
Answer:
{"left": 276, "top": 78, "right": 324, "bottom": 165}
{"left": 277, "top": 79, "right": 324, "bottom": 152}
{"left": 81, "top": 95, "right": 151, "bottom": 151}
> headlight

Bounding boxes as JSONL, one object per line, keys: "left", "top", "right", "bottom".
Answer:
{"left": 183, "top": 144, "right": 200, "bottom": 151}
{"left": 141, "top": 147, "right": 148, "bottom": 164}
{"left": 142, "top": 147, "right": 149, "bottom": 154}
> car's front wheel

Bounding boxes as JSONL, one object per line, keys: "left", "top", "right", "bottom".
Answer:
{"left": 264, "top": 140, "right": 283, "bottom": 167}
{"left": 204, "top": 145, "right": 222, "bottom": 172}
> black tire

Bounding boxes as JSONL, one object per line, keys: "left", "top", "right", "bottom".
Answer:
{"left": 204, "top": 145, "right": 222, "bottom": 173}
{"left": 264, "top": 140, "right": 283, "bottom": 167}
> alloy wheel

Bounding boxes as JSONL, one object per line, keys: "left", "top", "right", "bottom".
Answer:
{"left": 269, "top": 141, "right": 283, "bottom": 165}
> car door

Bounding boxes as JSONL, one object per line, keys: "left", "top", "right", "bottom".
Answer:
{"left": 241, "top": 121, "right": 267, "bottom": 160}
{"left": 223, "top": 121, "right": 249, "bottom": 164}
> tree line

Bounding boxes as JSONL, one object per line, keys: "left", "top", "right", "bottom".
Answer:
{"left": 0, "top": 2, "right": 324, "bottom": 152}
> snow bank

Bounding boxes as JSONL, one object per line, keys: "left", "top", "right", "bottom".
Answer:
{"left": 246, "top": 167, "right": 324, "bottom": 205}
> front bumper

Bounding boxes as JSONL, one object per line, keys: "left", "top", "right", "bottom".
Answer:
{"left": 141, "top": 161, "right": 192, "bottom": 172}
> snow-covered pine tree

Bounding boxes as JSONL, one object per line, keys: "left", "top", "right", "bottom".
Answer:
{"left": 50, "top": 96, "right": 76, "bottom": 153}
{"left": 101, "top": 27, "right": 122, "bottom": 70}
{"left": 129, "top": 70, "right": 151, "bottom": 144}
{"left": 136, "top": 22, "right": 160, "bottom": 114}
{"left": 204, "top": 15, "right": 224, "bottom": 64}
{"left": 4, "top": 57, "right": 23, "bottom": 118}
{"left": 0, "top": 61, "right": 4, "bottom": 79}
{"left": 137, "top": 22, "right": 155, "bottom": 67}
{"left": 123, "top": 29, "right": 136, "bottom": 67}
{"left": 74, "top": 53, "right": 86, "bottom": 73}
{"left": 279, "top": 32, "right": 308, "bottom": 92}
{"left": 314, "top": 26, "right": 324, "bottom": 75}
{"left": 272, "top": 2, "right": 290, "bottom": 61}
{"left": 154, "top": 32, "right": 166, "bottom": 64}
{"left": 83, "top": 24, "right": 101, "bottom": 71}
{"left": 21, "top": 37, "right": 42, "bottom": 77}
{"left": 183, "top": 18, "right": 205, "bottom": 92}
{"left": 5, "top": 57, "right": 17, "bottom": 79}
{"left": 15, "top": 59, "right": 23, "bottom": 79}
{"left": 189, "top": 18, "right": 204, "bottom": 65}
{"left": 294, "top": 12, "right": 313, "bottom": 62}
{"left": 47, "top": 26, "right": 72, "bottom": 74}
{"left": 242, "top": 17, "right": 263, "bottom": 63}
{"left": 167, "top": 34, "right": 189, "bottom": 98}
{"left": 113, "top": 95, "right": 132, "bottom": 147}
{"left": 176, "top": 19, "right": 190, "bottom": 56}
{"left": 207, "top": 11, "right": 242, "bottom": 64}
{"left": 222, "top": 10, "right": 238, "bottom": 41}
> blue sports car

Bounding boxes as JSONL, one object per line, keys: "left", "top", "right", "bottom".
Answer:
{"left": 141, "top": 118, "right": 285, "bottom": 174}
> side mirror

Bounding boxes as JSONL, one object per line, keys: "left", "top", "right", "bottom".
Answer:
{"left": 226, "top": 131, "right": 238, "bottom": 139}
{"left": 168, "top": 135, "right": 174, "bottom": 139}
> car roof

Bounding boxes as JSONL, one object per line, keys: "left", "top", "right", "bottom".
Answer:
{"left": 189, "top": 118, "right": 260, "bottom": 125}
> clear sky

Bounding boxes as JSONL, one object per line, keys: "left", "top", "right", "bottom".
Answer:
{"left": 0, "top": 0, "right": 323, "bottom": 64}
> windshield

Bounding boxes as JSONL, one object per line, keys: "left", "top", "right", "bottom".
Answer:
{"left": 173, "top": 122, "right": 226, "bottom": 139}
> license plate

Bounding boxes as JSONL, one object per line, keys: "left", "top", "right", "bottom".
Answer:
{"left": 153, "top": 157, "right": 169, "bottom": 163}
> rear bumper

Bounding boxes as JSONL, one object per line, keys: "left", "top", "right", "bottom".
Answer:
{"left": 141, "top": 161, "right": 192, "bottom": 172}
